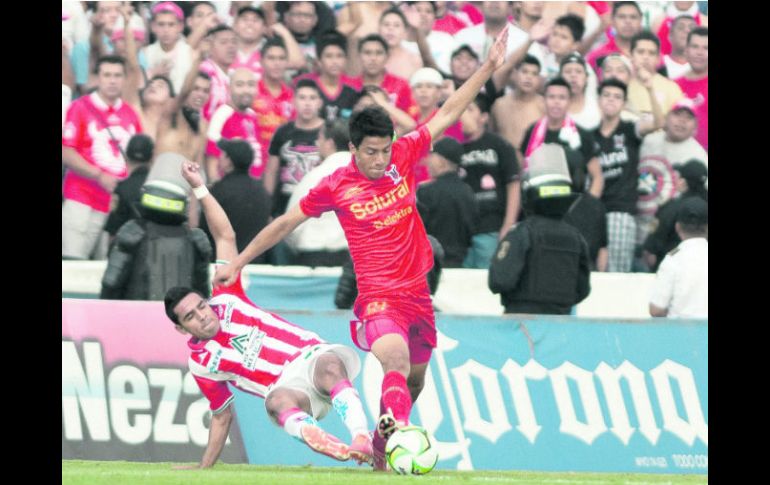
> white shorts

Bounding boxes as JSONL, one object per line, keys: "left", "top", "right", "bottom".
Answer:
{"left": 265, "top": 343, "right": 361, "bottom": 424}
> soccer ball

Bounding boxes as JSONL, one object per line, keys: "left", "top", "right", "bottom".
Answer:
{"left": 385, "top": 425, "right": 438, "bottom": 475}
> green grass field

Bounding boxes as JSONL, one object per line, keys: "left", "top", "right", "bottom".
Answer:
{"left": 62, "top": 460, "right": 707, "bottom": 485}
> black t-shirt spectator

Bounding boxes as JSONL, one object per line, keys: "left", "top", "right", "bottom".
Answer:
{"left": 521, "top": 124, "right": 598, "bottom": 193}
{"left": 318, "top": 84, "right": 360, "bottom": 123}
{"left": 417, "top": 172, "right": 479, "bottom": 267}
{"left": 203, "top": 172, "right": 272, "bottom": 264}
{"left": 461, "top": 131, "right": 521, "bottom": 234}
{"left": 563, "top": 193, "right": 607, "bottom": 270}
{"left": 594, "top": 120, "right": 641, "bottom": 214}
{"left": 105, "top": 166, "right": 149, "bottom": 236}
{"left": 269, "top": 122, "right": 322, "bottom": 216}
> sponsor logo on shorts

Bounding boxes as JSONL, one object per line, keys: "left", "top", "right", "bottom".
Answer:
{"left": 365, "top": 301, "right": 388, "bottom": 316}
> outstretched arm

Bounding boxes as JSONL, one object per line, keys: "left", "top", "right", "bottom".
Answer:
{"left": 214, "top": 204, "right": 309, "bottom": 286}
{"left": 181, "top": 161, "right": 238, "bottom": 262}
{"left": 174, "top": 405, "right": 233, "bottom": 469}
{"left": 425, "top": 26, "right": 510, "bottom": 140}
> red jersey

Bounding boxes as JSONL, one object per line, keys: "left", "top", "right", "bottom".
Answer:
{"left": 657, "top": 13, "right": 703, "bottom": 57}
{"left": 189, "top": 274, "right": 324, "bottom": 412}
{"left": 300, "top": 126, "right": 434, "bottom": 296}
{"left": 676, "top": 75, "right": 708, "bottom": 150}
{"left": 231, "top": 48, "right": 263, "bottom": 82}
{"left": 252, "top": 79, "right": 296, "bottom": 167}
{"left": 346, "top": 73, "right": 419, "bottom": 119}
{"left": 200, "top": 59, "right": 231, "bottom": 121}
{"left": 433, "top": 13, "right": 470, "bottom": 35}
{"left": 207, "top": 105, "right": 264, "bottom": 179}
{"left": 62, "top": 93, "right": 142, "bottom": 212}
{"left": 585, "top": 37, "right": 621, "bottom": 73}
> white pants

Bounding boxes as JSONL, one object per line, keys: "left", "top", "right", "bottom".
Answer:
{"left": 62, "top": 199, "right": 109, "bottom": 260}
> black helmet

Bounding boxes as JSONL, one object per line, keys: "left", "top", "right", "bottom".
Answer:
{"left": 139, "top": 180, "right": 188, "bottom": 225}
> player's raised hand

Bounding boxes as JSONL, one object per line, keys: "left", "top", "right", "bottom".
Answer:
{"left": 487, "top": 25, "right": 509, "bottom": 71}
{"left": 213, "top": 263, "right": 238, "bottom": 287}
{"left": 181, "top": 160, "right": 205, "bottom": 188}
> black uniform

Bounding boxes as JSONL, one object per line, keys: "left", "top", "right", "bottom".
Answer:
{"left": 489, "top": 215, "right": 591, "bottom": 315}
{"left": 643, "top": 193, "right": 707, "bottom": 271}
{"left": 417, "top": 171, "right": 479, "bottom": 267}
{"left": 563, "top": 193, "right": 608, "bottom": 270}
{"left": 104, "top": 166, "right": 149, "bottom": 236}
{"left": 100, "top": 219, "right": 211, "bottom": 300}
{"left": 521, "top": 124, "right": 598, "bottom": 193}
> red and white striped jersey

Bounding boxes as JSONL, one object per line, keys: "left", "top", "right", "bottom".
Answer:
{"left": 187, "top": 275, "right": 323, "bottom": 413}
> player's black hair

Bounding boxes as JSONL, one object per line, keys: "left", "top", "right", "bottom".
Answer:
{"left": 348, "top": 106, "right": 394, "bottom": 147}
{"left": 261, "top": 36, "right": 287, "bottom": 56}
{"left": 164, "top": 287, "right": 205, "bottom": 325}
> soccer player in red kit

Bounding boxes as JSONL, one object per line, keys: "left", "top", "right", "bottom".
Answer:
{"left": 214, "top": 26, "right": 511, "bottom": 471}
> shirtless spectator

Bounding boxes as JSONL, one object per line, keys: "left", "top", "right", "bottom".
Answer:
{"left": 491, "top": 55, "right": 545, "bottom": 161}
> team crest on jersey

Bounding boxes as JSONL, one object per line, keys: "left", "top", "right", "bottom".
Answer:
{"left": 231, "top": 327, "right": 267, "bottom": 371}
{"left": 343, "top": 186, "right": 364, "bottom": 199}
{"left": 613, "top": 134, "right": 626, "bottom": 150}
{"left": 384, "top": 165, "right": 402, "bottom": 184}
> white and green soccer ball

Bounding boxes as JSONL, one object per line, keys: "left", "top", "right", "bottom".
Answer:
{"left": 385, "top": 425, "right": 439, "bottom": 475}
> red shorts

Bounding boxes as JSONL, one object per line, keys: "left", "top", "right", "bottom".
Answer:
{"left": 349, "top": 285, "right": 436, "bottom": 364}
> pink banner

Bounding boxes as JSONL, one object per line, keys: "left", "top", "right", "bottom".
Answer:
{"left": 62, "top": 299, "right": 189, "bottom": 366}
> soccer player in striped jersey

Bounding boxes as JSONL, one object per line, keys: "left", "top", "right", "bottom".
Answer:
{"left": 214, "top": 26, "right": 511, "bottom": 471}
{"left": 164, "top": 161, "right": 373, "bottom": 468}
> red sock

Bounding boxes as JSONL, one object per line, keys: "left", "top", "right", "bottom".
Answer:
{"left": 381, "top": 371, "right": 412, "bottom": 425}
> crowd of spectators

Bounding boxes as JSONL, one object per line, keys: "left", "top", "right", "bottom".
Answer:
{"left": 62, "top": 1, "right": 708, "bottom": 313}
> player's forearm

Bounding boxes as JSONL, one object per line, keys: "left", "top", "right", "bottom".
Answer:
{"left": 231, "top": 208, "right": 303, "bottom": 271}
{"left": 199, "top": 407, "right": 232, "bottom": 468}
{"left": 199, "top": 192, "right": 237, "bottom": 248}
{"left": 492, "top": 39, "right": 531, "bottom": 92}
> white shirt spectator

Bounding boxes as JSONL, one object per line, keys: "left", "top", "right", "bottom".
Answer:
{"left": 454, "top": 22, "right": 529, "bottom": 61}
{"left": 640, "top": 130, "right": 708, "bottom": 169}
{"left": 663, "top": 54, "right": 691, "bottom": 80}
{"left": 403, "top": 30, "right": 457, "bottom": 74}
{"left": 285, "top": 151, "right": 351, "bottom": 253}
{"left": 62, "top": 1, "right": 90, "bottom": 51}
{"left": 142, "top": 38, "right": 194, "bottom": 94}
{"left": 649, "top": 237, "right": 708, "bottom": 318}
